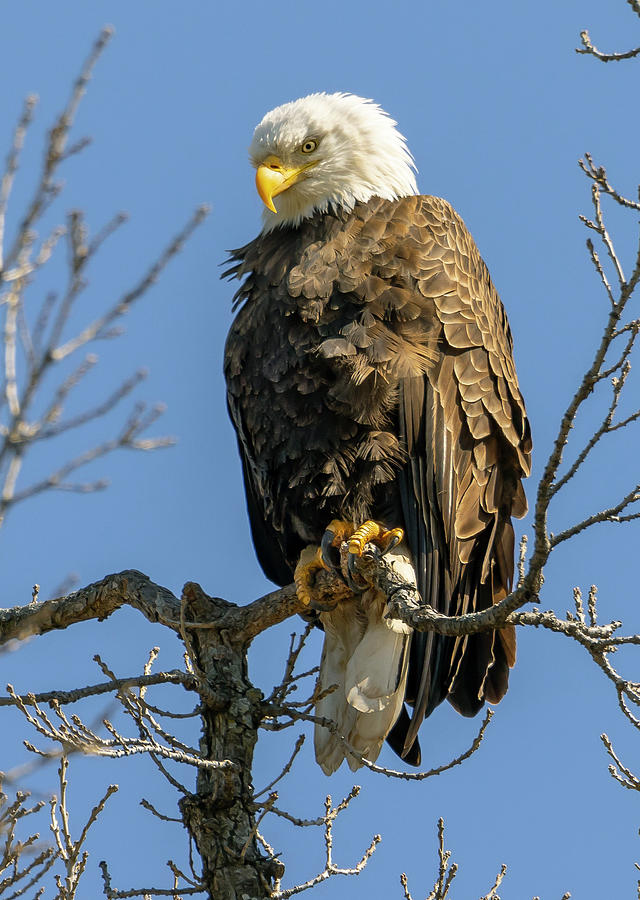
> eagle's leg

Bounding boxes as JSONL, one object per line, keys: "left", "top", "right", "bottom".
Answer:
{"left": 294, "top": 545, "right": 327, "bottom": 607}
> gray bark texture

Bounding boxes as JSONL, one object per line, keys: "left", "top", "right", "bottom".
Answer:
{"left": 177, "top": 582, "right": 285, "bottom": 899}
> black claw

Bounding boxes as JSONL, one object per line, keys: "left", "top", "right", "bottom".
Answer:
{"left": 321, "top": 529, "right": 342, "bottom": 572}
{"left": 382, "top": 532, "right": 402, "bottom": 555}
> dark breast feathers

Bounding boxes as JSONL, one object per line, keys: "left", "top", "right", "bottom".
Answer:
{"left": 224, "top": 194, "right": 531, "bottom": 748}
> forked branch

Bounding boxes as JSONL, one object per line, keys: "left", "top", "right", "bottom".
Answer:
{"left": 576, "top": 0, "right": 640, "bottom": 62}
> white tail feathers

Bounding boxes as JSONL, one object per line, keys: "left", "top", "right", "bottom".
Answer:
{"left": 314, "top": 551, "right": 415, "bottom": 774}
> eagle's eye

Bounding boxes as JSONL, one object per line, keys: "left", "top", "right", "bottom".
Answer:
{"left": 300, "top": 139, "right": 318, "bottom": 154}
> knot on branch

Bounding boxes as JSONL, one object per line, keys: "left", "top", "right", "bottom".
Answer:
{"left": 179, "top": 765, "right": 242, "bottom": 818}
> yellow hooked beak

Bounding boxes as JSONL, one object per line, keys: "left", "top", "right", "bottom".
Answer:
{"left": 255, "top": 155, "right": 317, "bottom": 213}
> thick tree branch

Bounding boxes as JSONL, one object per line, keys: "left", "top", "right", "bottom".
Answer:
{"left": 0, "top": 570, "right": 180, "bottom": 645}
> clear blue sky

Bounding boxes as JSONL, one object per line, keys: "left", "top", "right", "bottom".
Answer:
{"left": 1, "top": 2, "right": 639, "bottom": 897}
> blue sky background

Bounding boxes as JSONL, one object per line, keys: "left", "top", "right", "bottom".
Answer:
{"left": 0, "top": 2, "right": 639, "bottom": 897}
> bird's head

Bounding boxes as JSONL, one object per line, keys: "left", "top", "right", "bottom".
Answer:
{"left": 249, "top": 92, "right": 418, "bottom": 231}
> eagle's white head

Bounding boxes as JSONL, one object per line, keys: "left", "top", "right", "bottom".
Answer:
{"left": 249, "top": 92, "right": 418, "bottom": 231}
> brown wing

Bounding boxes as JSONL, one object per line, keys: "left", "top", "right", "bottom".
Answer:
{"left": 395, "top": 197, "right": 530, "bottom": 753}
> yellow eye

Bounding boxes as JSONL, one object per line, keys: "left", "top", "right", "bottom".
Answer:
{"left": 300, "top": 139, "right": 318, "bottom": 154}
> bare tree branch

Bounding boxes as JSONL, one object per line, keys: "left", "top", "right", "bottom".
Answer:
{"left": 400, "top": 819, "right": 511, "bottom": 900}
{"left": 268, "top": 789, "right": 380, "bottom": 899}
{"left": 577, "top": 30, "right": 640, "bottom": 62}
{"left": 49, "top": 755, "right": 118, "bottom": 899}
{"left": 0, "top": 96, "right": 38, "bottom": 273}
{"left": 0, "top": 670, "right": 197, "bottom": 708}
{"left": 0, "top": 783, "right": 55, "bottom": 897}
{"left": 0, "top": 570, "right": 181, "bottom": 645}
{"left": 51, "top": 204, "right": 209, "bottom": 363}
{"left": 2, "top": 28, "right": 113, "bottom": 277}
{"left": 577, "top": 1, "right": 640, "bottom": 62}
{"left": 601, "top": 733, "right": 640, "bottom": 791}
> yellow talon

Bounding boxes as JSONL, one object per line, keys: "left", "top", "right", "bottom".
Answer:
{"left": 348, "top": 521, "right": 383, "bottom": 555}
{"left": 347, "top": 521, "right": 404, "bottom": 556}
{"left": 294, "top": 545, "right": 327, "bottom": 606}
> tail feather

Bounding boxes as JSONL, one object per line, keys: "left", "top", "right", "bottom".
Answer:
{"left": 314, "top": 551, "right": 414, "bottom": 775}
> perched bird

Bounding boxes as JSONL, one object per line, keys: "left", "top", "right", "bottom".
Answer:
{"left": 224, "top": 93, "right": 531, "bottom": 773}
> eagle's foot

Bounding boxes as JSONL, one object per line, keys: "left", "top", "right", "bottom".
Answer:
{"left": 294, "top": 545, "right": 328, "bottom": 608}
{"left": 321, "top": 519, "right": 404, "bottom": 593}
{"left": 347, "top": 520, "right": 404, "bottom": 558}
{"left": 302, "top": 520, "right": 405, "bottom": 601}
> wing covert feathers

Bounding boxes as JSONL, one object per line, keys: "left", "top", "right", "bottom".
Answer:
{"left": 397, "top": 197, "right": 530, "bottom": 749}
{"left": 224, "top": 194, "right": 531, "bottom": 770}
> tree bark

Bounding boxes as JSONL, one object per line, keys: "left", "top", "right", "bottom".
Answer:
{"left": 178, "top": 582, "right": 283, "bottom": 899}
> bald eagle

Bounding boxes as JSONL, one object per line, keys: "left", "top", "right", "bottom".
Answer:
{"left": 224, "top": 93, "right": 531, "bottom": 774}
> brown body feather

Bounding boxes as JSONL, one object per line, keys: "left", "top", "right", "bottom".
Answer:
{"left": 224, "top": 195, "right": 531, "bottom": 761}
